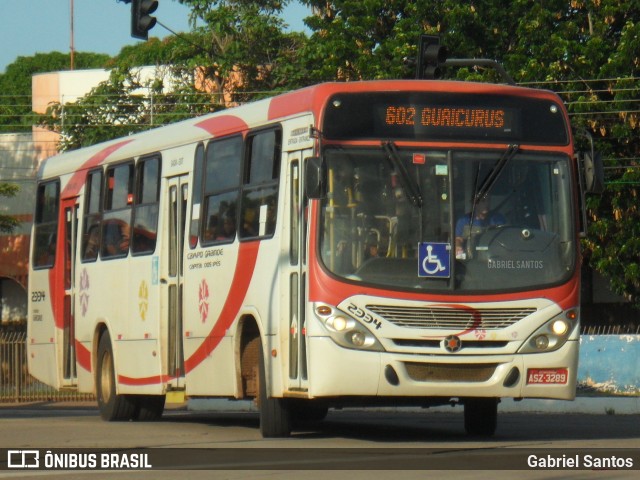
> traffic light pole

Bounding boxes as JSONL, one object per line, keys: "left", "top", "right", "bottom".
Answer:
{"left": 415, "top": 34, "right": 515, "bottom": 85}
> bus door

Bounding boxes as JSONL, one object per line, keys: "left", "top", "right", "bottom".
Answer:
{"left": 61, "top": 197, "right": 79, "bottom": 386}
{"left": 162, "top": 175, "right": 188, "bottom": 388}
{"left": 286, "top": 150, "right": 312, "bottom": 390}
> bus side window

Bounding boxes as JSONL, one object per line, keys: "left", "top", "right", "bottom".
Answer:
{"left": 132, "top": 155, "right": 161, "bottom": 255}
{"left": 101, "top": 162, "right": 133, "bottom": 259}
{"left": 240, "top": 129, "right": 281, "bottom": 239}
{"left": 82, "top": 169, "right": 102, "bottom": 262}
{"left": 188, "top": 144, "right": 205, "bottom": 249}
{"left": 202, "top": 136, "right": 242, "bottom": 245}
{"left": 33, "top": 180, "right": 60, "bottom": 269}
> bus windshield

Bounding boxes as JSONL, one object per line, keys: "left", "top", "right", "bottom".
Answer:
{"left": 318, "top": 146, "right": 575, "bottom": 293}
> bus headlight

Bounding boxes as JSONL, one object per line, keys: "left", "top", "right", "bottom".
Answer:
{"left": 518, "top": 309, "right": 578, "bottom": 354}
{"left": 551, "top": 319, "right": 569, "bottom": 336}
{"left": 315, "top": 304, "right": 385, "bottom": 352}
{"left": 327, "top": 315, "right": 352, "bottom": 332}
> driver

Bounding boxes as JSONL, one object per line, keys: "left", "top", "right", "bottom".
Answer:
{"left": 455, "top": 196, "right": 505, "bottom": 259}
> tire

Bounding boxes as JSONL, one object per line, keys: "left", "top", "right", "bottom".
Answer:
{"left": 464, "top": 398, "right": 498, "bottom": 436}
{"left": 96, "top": 331, "right": 136, "bottom": 421}
{"left": 133, "top": 395, "right": 166, "bottom": 421}
{"left": 257, "top": 345, "right": 292, "bottom": 438}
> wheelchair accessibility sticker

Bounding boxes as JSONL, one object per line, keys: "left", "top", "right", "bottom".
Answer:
{"left": 418, "top": 242, "right": 451, "bottom": 278}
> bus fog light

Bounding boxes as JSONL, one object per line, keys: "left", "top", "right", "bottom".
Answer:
{"left": 552, "top": 319, "right": 569, "bottom": 336}
{"left": 350, "top": 331, "right": 367, "bottom": 347}
{"left": 534, "top": 335, "right": 549, "bottom": 350}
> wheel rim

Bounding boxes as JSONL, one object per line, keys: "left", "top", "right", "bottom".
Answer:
{"left": 99, "top": 350, "right": 113, "bottom": 404}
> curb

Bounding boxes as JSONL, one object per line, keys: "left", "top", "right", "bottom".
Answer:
{"left": 496, "top": 396, "right": 640, "bottom": 415}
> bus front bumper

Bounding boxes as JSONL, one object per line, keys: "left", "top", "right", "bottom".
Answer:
{"left": 306, "top": 336, "right": 578, "bottom": 401}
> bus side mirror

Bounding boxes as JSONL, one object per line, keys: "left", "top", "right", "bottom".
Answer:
{"left": 305, "top": 156, "right": 327, "bottom": 199}
{"left": 580, "top": 151, "right": 605, "bottom": 194}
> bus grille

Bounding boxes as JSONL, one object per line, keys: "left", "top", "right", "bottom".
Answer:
{"left": 404, "top": 362, "right": 498, "bottom": 383}
{"left": 366, "top": 305, "right": 536, "bottom": 330}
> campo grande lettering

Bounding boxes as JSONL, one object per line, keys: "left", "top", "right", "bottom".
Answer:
{"left": 386, "top": 106, "right": 505, "bottom": 129}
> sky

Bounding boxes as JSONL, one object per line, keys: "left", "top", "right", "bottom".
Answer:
{"left": 0, "top": 0, "right": 309, "bottom": 74}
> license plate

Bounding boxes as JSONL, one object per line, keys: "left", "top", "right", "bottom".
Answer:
{"left": 526, "top": 368, "right": 568, "bottom": 385}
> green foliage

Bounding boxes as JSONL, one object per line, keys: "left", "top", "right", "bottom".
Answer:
{"left": 0, "top": 183, "right": 20, "bottom": 233}
{"left": 176, "top": 0, "right": 310, "bottom": 99}
{"left": 0, "top": 52, "right": 110, "bottom": 133}
{"left": 39, "top": 66, "right": 222, "bottom": 151}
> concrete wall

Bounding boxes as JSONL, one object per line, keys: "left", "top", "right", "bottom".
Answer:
{"left": 578, "top": 335, "right": 640, "bottom": 395}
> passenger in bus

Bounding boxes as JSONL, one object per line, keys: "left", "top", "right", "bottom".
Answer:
{"left": 203, "top": 215, "right": 219, "bottom": 242}
{"left": 454, "top": 196, "right": 504, "bottom": 259}
{"left": 36, "top": 234, "right": 56, "bottom": 267}
{"left": 364, "top": 235, "right": 380, "bottom": 260}
{"left": 103, "top": 220, "right": 130, "bottom": 256}
{"left": 83, "top": 225, "right": 100, "bottom": 260}
{"left": 242, "top": 208, "right": 258, "bottom": 237}
{"left": 217, "top": 213, "right": 236, "bottom": 241}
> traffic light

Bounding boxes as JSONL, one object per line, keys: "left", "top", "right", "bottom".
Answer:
{"left": 416, "top": 35, "right": 447, "bottom": 79}
{"left": 131, "top": 0, "right": 158, "bottom": 40}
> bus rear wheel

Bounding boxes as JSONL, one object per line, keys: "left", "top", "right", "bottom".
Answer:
{"left": 464, "top": 398, "right": 498, "bottom": 436}
{"left": 257, "top": 346, "right": 292, "bottom": 438}
{"left": 96, "top": 331, "right": 136, "bottom": 421}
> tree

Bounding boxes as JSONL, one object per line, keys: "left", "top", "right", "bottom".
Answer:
{"left": 39, "top": 61, "right": 224, "bottom": 151}
{"left": 0, "top": 52, "right": 110, "bottom": 133}
{"left": 177, "top": 0, "right": 310, "bottom": 102}
{"left": 0, "top": 183, "right": 20, "bottom": 233}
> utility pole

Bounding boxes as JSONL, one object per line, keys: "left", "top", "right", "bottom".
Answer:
{"left": 70, "top": 0, "right": 75, "bottom": 70}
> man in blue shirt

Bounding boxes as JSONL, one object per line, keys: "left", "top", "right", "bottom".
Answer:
{"left": 455, "top": 196, "right": 505, "bottom": 259}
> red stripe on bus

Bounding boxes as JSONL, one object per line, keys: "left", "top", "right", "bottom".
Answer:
{"left": 116, "top": 242, "right": 261, "bottom": 385}
{"left": 61, "top": 140, "right": 133, "bottom": 198}
{"left": 268, "top": 88, "right": 315, "bottom": 120}
{"left": 184, "top": 241, "right": 260, "bottom": 373}
{"left": 75, "top": 340, "right": 92, "bottom": 373}
{"left": 49, "top": 141, "right": 134, "bottom": 331}
{"left": 195, "top": 115, "right": 248, "bottom": 136}
{"left": 118, "top": 374, "right": 170, "bottom": 386}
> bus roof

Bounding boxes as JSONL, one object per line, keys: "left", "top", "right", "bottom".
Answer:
{"left": 38, "top": 79, "right": 563, "bottom": 181}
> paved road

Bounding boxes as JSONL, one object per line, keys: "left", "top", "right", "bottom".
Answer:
{"left": 0, "top": 403, "right": 639, "bottom": 479}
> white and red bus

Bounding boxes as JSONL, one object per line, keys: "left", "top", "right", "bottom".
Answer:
{"left": 28, "top": 80, "right": 601, "bottom": 436}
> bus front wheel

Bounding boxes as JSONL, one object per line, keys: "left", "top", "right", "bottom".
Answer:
{"left": 96, "top": 331, "right": 136, "bottom": 421}
{"left": 257, "top": 346, "right": 292, "bottom": 438}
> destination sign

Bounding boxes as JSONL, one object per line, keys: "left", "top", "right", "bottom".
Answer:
{"left": 385, "top": 105, "right": 512, "bottom": 132}
{"left": 322, "top": 91, "right": 568, "bottom": 145}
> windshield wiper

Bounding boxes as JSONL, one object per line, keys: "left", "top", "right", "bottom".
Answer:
{"left": 469, "top": 144, "right": 519, "bottom": 222}
{"left": 382, "top": 141, "right": 423, "bottom": 208}
{"left": 474, "top": 144, "right": 520, "bottom": 201}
